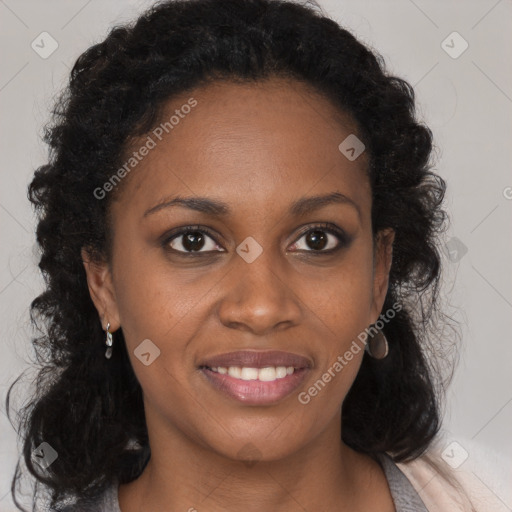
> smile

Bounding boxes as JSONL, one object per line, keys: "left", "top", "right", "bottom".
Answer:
{"left": 198, "top": 350, "right": 312, "bottom": 405}
{"left": 209, "top": 365, "right": 296, "bottom": 381}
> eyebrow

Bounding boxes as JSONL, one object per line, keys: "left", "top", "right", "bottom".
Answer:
{"left": 143, "top": 191, "right": 361, "bottom": 220}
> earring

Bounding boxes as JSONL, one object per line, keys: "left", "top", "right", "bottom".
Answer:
{"left": 105, "top": 322, "right": 113, "bottom": 359}
{"left": 365, "top": 324, "right": 389, "bottom": 359}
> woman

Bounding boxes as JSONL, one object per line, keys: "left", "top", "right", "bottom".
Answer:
{"left": 6, "top": 0, "right": 495, "bottom": 510}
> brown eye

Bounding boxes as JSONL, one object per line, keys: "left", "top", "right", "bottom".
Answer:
{"left": 304, "top": 230, "right": 329, "bottom": 251}
{"left": 166, "top": 227, "right": 224, "bottom": 254}
{"left": 289, "top": 223, "right": 350, "bottom": 253}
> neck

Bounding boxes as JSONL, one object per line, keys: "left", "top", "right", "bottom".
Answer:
{"left": 118, "top": 411, "right": 392, "bottom": 512}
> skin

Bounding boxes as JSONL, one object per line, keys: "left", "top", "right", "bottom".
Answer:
{"left": 83, "top": 77, "right": 396, "bottom": 512}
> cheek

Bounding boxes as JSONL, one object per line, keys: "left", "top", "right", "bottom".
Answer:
{"left": 111, "top": 246, "right": 220, "bottom": 398}
{"left": 111, "top": 250, "right": 205, "bottom": 425}
{"left": 303, "top": 247, "right": 375, "bottom": 339}
{"left": 113, "top": 267, "right": 170, "bottom": 346}
{"left": 111, "top": 239, "right": 195, "bottom": 343}
{"left": 295, "top": 247, "right": 374, "bottom": 405}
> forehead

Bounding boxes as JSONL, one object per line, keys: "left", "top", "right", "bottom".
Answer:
{"left": 111, "top": 77, "right": 371, "bottom": 223}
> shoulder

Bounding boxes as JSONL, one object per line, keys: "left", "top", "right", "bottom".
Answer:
{"left": 51, "top": 481, "right": 120, "bottom": 512}
{"left": 395, "top": 436, "right": 512, "bottom": 512}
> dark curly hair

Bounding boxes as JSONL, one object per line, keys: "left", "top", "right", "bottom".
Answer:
{"left": 6, "top": 0, "right": 452, "bottom": 509}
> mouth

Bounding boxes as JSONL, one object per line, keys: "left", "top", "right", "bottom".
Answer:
{"left": 198, "top": 350, "right": 311, "bottom": 405}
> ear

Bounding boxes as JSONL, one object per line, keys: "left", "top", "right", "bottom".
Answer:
{"left": 81, "top": 247, "right": 121, "bottom": 331}
{"left": 369, "top": 228, "right": 395, "bottom": 323}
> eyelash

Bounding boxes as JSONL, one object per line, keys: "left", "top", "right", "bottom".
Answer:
{"left": 161, "top": 223, "right": 351, "bottom": 256}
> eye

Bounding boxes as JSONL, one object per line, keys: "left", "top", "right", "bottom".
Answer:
{"left": 289, "top": 223, "right": 350, "bottom": 254}
{"left": 162, "top": 222, "right": 351, "bottom": 256}
{"left": 165, "top": 226, "right": 224, "bottom": 254}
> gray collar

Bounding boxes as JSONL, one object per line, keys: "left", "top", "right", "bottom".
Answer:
{"left": 376, "top": 452, "right": 429, "bottom": 512}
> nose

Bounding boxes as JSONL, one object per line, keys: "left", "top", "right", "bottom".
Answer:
{"left": 217, "top": 247, "right": 303, "bottom": 336}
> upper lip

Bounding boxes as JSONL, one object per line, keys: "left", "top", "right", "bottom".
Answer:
{"left": 199, "top": 350, "right": 312, "bottom": 369}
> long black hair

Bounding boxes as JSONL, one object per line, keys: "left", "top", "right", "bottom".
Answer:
{"left": 6, "top": 0, "right": 452, "bottom": 509}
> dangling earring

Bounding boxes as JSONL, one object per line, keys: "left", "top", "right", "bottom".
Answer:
{"left": 365, "top": 324, "right": 389, "bottom": 359}
{"left": 105, "top": 322, "right": 113, "bottom": 359}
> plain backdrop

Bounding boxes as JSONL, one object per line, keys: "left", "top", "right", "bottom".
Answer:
{"left": 1, "top": 0, "right": 511, "bottom": 510}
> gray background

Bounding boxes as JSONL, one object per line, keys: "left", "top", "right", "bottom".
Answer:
{"left": 1, "top": 0, "right": 511, "bottom": 510}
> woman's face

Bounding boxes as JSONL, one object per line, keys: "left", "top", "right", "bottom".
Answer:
{"left": 84, "top": 78, "right": 394, "bottom": 462}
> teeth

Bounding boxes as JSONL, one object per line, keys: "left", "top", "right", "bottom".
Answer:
{"left": 240, "top": 367, "right": 259, "bottom": 380}
{"left": 228, "top": 366, "right": 241, "bottom": 378}
{"left": 258, "top": 367, "right": 276, "bottom": 381}
{"left": 210, "top": 366, "right": 296, "bottom": 381}
{"left": 276, "top": 366, "right": 287, "bottom": 378}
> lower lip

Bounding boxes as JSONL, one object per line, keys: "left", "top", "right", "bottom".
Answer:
{"left": 200, "top": 367, "right": 309, "bottom": 405}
